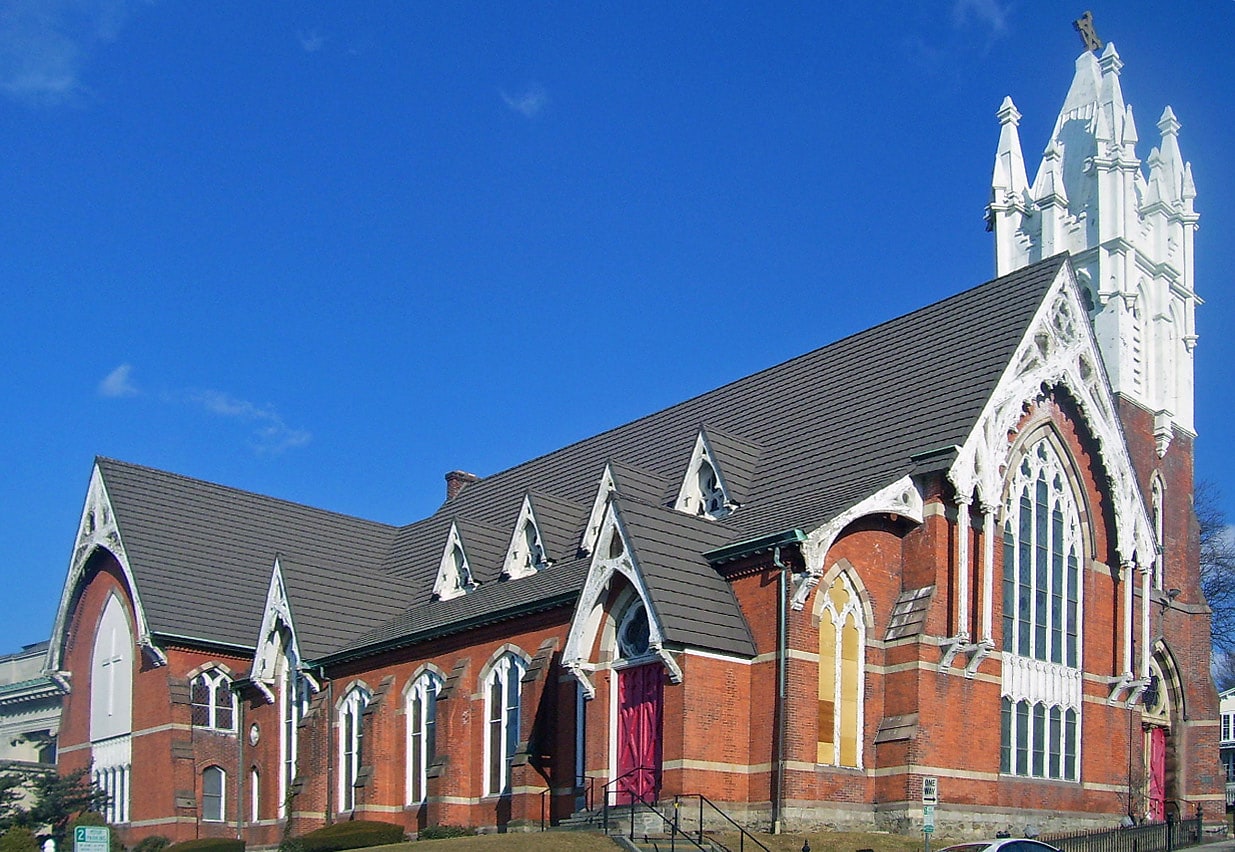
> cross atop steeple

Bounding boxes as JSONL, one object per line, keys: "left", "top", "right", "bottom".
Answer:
{"left": 1073, "top": 11, "right": 1103, "bottom": 53}
{"left": 987, "top": 40, "right": 1200, "bottom": 450}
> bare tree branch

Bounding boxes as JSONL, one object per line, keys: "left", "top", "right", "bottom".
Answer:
{"left": 1198, "top": 481, "right": 1235, "bottom": 686}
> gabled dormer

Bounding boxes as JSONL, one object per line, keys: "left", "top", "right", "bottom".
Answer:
{"left": 673, "top": 430, "right": 735, "bottom": 519}
{"left": 433, "top": 523, "right": 479, "bottom": 601}
{"left": 581, "top": 465, "right": 619, "bottom": 556}
{"left": 581, "top": 461, "right": 671, "bottom": 554}
{"left": 502, "top": 496, "right": 552, "bottom": 580}
{"left": 250, "top": 558, "right": 321, "bottom": 703}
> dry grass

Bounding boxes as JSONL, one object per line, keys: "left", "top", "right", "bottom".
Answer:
{"left": 373, "top": 833, "right": 622, "bottom": 851}
{"left": 710, "top": 829, "right": 929, "bottom": 852}
{"left": 369, "top": 829, "right": 934, "bottom": 852}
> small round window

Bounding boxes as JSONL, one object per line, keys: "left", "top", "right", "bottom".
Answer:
{"left": 618, "top": 602, "right": 651, "bottom": 659}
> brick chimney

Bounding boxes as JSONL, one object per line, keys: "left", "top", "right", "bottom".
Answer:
{"left": 445, "top": 470, "right": 480, "bottom": 501}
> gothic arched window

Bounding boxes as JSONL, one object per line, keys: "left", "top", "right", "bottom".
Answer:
{"left": 617, "top": 601, "right": 651, "bottom": 660}
{"left": 817, "top": 572, "right": 864, "bottom": 768}
{"left": 338, "top": 686, "right": 371, "bottom": 812}
{"left": 406, "top": 671, "right": 443, "bottom": 805}
{"left": 484, "top": 653, "right": 527, "bottom": 796}
{"left": 191, "top": 669, "right": 236, "bottom": 731}
{"left": 202, "top": 766, "right": 225, "bottom": 822}
{"left": 999, "top": 434, "right": 1083, "bottom": 781}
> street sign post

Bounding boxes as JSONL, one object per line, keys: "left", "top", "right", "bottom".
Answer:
{"left": 75, "top": 826, "right": 109, "bottom": 852}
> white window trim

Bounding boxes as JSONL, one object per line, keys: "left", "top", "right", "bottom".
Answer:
{"left": 338, "top": 685, "right": 371, "bottom": 812}
{"left": 190, "top": 668, "right": 237, "bottom": 731}
{"left": 817, "top": 571, "right": 865, "bottom": 769}
{"left": 405, "top": 671, "right": 443, "bottom": 805}
{"left": 482, "top": 653, "right": 527, "bottom": 797}
{"left": 999, "top": 435, "right": 1085, "bottom": 781}
{"left": 277, "top": 645, "right": 309, "bottom": 819}
{"left": 1151, "top": 476, "right": 1165, "bottom": 591}
{"left": 202, "top": 765, "right": 226, "bottom": 822}
{"left": 250, "top": 768, "right": 260, "bottom": 824}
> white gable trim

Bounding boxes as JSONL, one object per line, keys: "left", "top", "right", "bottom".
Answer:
{"left": 501, "top": 495, "right": 551, "bottom": 580}
{"left": 432, "top": 522, "right": 479, "bottom": 601}
{"left": 791, "top": 476, "right": 924, "bottom": 611}
{"left": 249, "top": 559, "right": 305, "bottom": 703}
{"left": 561, "top": 499, "right": 681, "bottom": 698}
{"left": 947, "top": 262, "right": 1155, "bottom": 567}
{"left": 673, "top": 429, "right": 736, "bottom": 519}
{"left": 580, "top": 464, "right": 618, "bottom": 556}
{"left": 49, "top": 464, "right": 165, "bottom": 672}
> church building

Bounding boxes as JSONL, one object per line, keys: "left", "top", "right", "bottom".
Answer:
{"left": 45, "top": 39, "right": 1220, "bottom": 844}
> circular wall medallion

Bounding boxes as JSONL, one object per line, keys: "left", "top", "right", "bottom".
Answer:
{"left": 249, "top": 723, "right": 260, "bottom": 745}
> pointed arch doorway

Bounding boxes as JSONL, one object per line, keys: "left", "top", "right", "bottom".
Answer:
{"left": 614, "top": 600, "right": 663, "bottom": 804}
{"left": 1142, "top": 651, "right": 1182, "bottom": 822}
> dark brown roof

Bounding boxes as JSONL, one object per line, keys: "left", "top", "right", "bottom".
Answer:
{"left": 94, "top": 255, "right": 1067, "bottom": 665}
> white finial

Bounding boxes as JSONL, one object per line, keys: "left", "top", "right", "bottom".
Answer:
{"left": 1099, "top": 42, "right": 1123, "bottom": 76}
{"left": 997, "top": 96, "right": 1021, "bottom": 126}
{"left": 1158, "top": 106, "right": 1180, "bottom": 137}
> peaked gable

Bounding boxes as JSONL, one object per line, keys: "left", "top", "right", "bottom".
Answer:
{"left": 80, "top": 458, "right": 400, "bottom": 654}
{"left": 948, "top": 258, "right": 1155, "bottom": 566}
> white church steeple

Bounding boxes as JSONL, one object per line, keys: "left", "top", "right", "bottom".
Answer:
{"left": 988, "top": 42, "right": 1200, "bottom": 451}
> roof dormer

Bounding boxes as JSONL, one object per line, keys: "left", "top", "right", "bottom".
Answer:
{"left": 581, "top": 464, "right": 619, "bottom": 556}
{"left": 433, "top": 523, "right": 479, "bottom": 601}
{"left": 674, "top": 430, "right": 736, "bottom": 520}
{"left": 502, "top": 496, "right": 552, "bottom": 580}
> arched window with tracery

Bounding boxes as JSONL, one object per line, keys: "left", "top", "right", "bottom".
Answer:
{"left": 191, "top": 669, "right": 236, "bottom": 731}
{"left": 1000, "top": 434, "right": 1083, "bottom": 781}
{"left": 406, "top": 670, "right": 443, "bottom": 805}
{"left": 817, "top": 572, "right": 864, "bottom": 768}
{"left": 338, "top": 685, "right": 371, "bottom": 812}
{"left": 484, "top": 653, "right": 526, "bottom": 796}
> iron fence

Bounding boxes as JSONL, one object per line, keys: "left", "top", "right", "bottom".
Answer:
{"left": 1040, "top": 817, "right": 1203, "bottom": 852}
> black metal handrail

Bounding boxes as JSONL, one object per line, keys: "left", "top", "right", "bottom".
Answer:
{"left": 602, "top": 766, "right": 655, "bottom": 834}
{"left": 1040, "top": 816, "right": 1203, "bottom": 852}
{"left": 579, "top": 775, "right": 596, "bottom": 813}
{"left": 606, "top": 785, "right": 708, "bottom": 850}
{"left": 672, "top": 794, "right": 771, "bottom": 852}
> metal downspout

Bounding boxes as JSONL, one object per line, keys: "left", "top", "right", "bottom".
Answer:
{"left": 236, "top": 685, "right": 245, "bottom": 839}
{"left": 773, "top": 546, "right": 788, "bottom": 835}
{"left": 324, "top": 671, "right": 334, "bottom": 825}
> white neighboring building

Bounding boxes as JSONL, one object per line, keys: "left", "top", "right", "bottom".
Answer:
{"left": 0, "top": 641, "right": 63, "bottom": 771}
{"left": 1221, "top": 687, "right": 1235, "bottom": 808}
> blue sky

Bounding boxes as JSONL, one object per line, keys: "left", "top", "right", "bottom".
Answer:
{"left": 2, "top": 2, "right": 1232, "bottom": 654}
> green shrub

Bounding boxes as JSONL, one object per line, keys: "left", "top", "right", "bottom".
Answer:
{"left": 131, "top": 837, "right": 170, "bottom": 852}
{"left": 0, "top": 827, "right": 40, "bottom": 852}
{"left": 276, "top": 839, "right": 305, "bottom": 852}
{"left": 294, "top": 821, "right": 405, "bottom": 852}
{"left": 162, "top": 840, "right": 244, "bottom": 852}
{"left": 416, "top": 825, "right": 473, "bottom": 841}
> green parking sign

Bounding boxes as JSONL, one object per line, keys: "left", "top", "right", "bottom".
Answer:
{"left": 74, "top": 826, "right": 109, "bottom": 852}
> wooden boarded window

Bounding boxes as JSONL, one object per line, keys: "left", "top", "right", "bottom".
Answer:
{"left": 817, "top": 572, "right": 864, "bottom": 768}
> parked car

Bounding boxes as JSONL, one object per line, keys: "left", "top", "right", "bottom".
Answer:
{"left": 940, "top": 841, "right": 1062, "bottom": 852}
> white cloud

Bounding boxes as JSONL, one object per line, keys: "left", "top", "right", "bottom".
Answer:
{"left": 297, "top": 29, "right": 326, "bottom": 53}
{"left": 186, "top": 389, "right": 312, "bottom": 454}
{"left": 96, "top": 365, "right": 309, "bottom": 454}
{"left": 501, "top": 84, "right": 548, "bottom": 118}
{"left": 0, "top": 0, "right": 135, "bottom": 105}
{"left": 98, "top": 363, "right": 139, "bottom": 398}
{"left": 952, "top": 0, "right": 1010, "bottom": 35}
